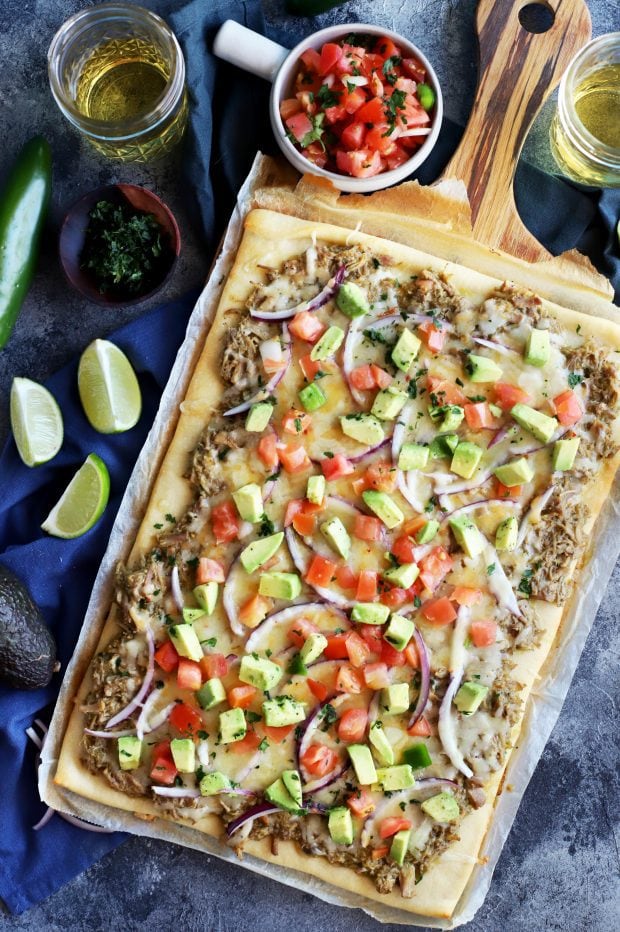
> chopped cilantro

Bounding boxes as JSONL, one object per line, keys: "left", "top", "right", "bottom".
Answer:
{"left": 165, "top": 513, "right": 176, "bottom": 523}
{"left": 568, "top": 372, "right": 583, "bottom": 388}
{"left": 301, "top": 112, "right": 326, "bottom": 150}
{"left": 153, "top": 522, "right": 163, "bottom": 530}
{"left": 382, "top": 55, "right": 402, "bottom": 85}
{"left": 258, "top": 738, "right": 269, "bottom": 752}
{"left": 487, "top": 563, "right": 496, "bottom": 575}
{"left": 316, "top": 84, "right": 341, "bottom": 108}
{"left": 258, "top": 513, "right": 275, "bottom": 537}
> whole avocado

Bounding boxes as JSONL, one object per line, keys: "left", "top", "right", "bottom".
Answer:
{"left": 0, "top": 564, "right": 57, "bottom": 689}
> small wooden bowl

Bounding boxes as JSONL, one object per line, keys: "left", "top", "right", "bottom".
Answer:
{"left": 59, "top": 184, "right": 181, "bottom": 307}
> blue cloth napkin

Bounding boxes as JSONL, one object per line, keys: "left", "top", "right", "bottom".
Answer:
{"left": 2, "top": 0, "right": 619, "bottom": 917}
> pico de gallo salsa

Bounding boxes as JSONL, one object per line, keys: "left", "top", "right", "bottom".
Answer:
{"left": 280, "top": 34, "right": 437, "bottom": 178}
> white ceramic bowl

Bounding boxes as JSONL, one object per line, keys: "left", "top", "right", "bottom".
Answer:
{"left": 213, "top": 20, "right": 443, "bottom": 193}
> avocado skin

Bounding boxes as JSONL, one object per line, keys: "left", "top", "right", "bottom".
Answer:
{"left": 0, "top": 564, "right": 57, "bottom": 689}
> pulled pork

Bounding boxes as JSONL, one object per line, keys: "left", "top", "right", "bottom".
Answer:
{"left": 527, "top": 478, "right": 589, "bottom": 604}
{"left": 189, "top": 415, "right": 247, "bottom": 497}
{"left": 221, "top": 316, "right": 271, "bottom": 397}
{"left": 565, "top": 340, "right": 620, "bottom": 459}
{"left": 399, "top": 269, "right": 467, "bottom": 321}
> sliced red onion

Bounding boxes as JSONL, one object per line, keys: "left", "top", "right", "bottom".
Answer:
{"left": 517, "top": 484, "right": 555, "bottom": 547}
{"left": 303, "top": 762, "right": 349, "bottom": 795}
{"left": 245, "top": 602, "right": 346, "bottom": 654}
{"left": 285, "top": 526, "right": 353, "bottom": 608}
{"left": 222, "top": 550, "right": 251, "bottom": 639}
{"left": 483, "top": 544, "right": 522, "bottom": 618}
{"left": 404, "top": 313, "right": 454, "bottom": 331}
{"left": 396, "top": 469, "right": 425, "bottom": 513}
{"left": 137, "top": 699, "right": 175, "bottom": 740}
{"left": 84, "top": 728, "right": 136, "bottom": 739}
{"left": 263, "top": 479, "right": 277, "bottom": 503}
{"left": 489, "top": 425, "right": 510, "bottom": 448}
{"left": 472, "top": 336, "right": 520, "bottom": 356}
{"left": 33, "top": 807, "right": 55, "bottom": 831}
{"left": 226, "top": 652, "right": 240, "bottom": 664}
{"left": 226, "top": 802, "right": 279, "bottom": 837}
{"left": 407, "top": 628, "right": 431, "bottom": 729}
{"left": 343, "top": 314, "right": 370, "bottom": 406}
{"left": 223, "top": 324, "right": 291, "bottom": 416}
{"left": 438, "top": 667, "right": 473, "bottom": 779}
{"left": 249, "top": 265, "right": 345, "bottom": 322}
{"left": 368, "top": 692, "right": 381, "bottom": 726}
{"left": 398, "top": 127, "right": 432, "bottom": 137}
{"left": 348, "top": 436, "right": 391, "bottom": 464}
{"left": 409, "top": 777, "right": 459, "bottom": 798}
{"left": 296, "top": 695, "right": 350, "bottom": 792}
{"left": 170, "top": 565, "right": 184, "bottom": 613}
{"left": 234, "top": 750, "right": 263, "bottom": 784}
{"left": 106, "top": 627, "right": 155, "bottom": 728}
{"left": 441, "top": 497, "right": 519, "bottom": 522}
{"left": 153, "top": 786, "right": 201, "bottom": 798}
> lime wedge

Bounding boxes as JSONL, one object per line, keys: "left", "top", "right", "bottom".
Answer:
{"left": 78, "top": 339, "right": 141, "bottom": 434}
{"left": 41, "top": 453, "right": 110, "bottom": 539}
{"left": 10, "top": 377, "right": 64, "bottom": 467}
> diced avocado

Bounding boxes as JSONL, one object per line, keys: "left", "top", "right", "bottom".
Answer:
{"left": 430, "top": 433, "right": 458, "bottom": 459}
{"left": 182, "top": 606, "right": 206, "bottom": 623}
{"left": 448, "top": 515, "right": 485, "bottom": 559}
{"left": 375, "top": 764, "right": 415, "bottom": 791}
{"left": 553, "top": 436, "right": 580, "bottom": 471}
{"left": 240, "top": 532, "right": 284, "bottom": 574}
{"left": 371, "top": 386, "right": 409, "bottom": 421}
{"left": 382, "top": 562, "right": 419, "bottom": 589}
{"left": 340, "top": 413, "right": 385, "bottom": 447}
{"left": 196, "top": 676, "right": 226, "bottom": 710}
{"left": 511, "top": 403, "right": 558, "bottom": 443}
{"left": 118, "top": 736, "right": 142, "bottom": 771}
{"left": 265, "top": 777, "right": 304, "bottom": 814}
{"left": 282, "top": 769, "right": 303, "bottom": 807}
{"left": 310, "top": 325, "right": 345, "bottom": 360}
{"left": 383, "top": 613, "right": 415, "bottom": 651}
{"left": 347, "top": 744, "right": 378, "bottom": 785}
{"left": 245, "top": 402, "right": 273, "bottom": 433}
{"left": 306, "top": 474, "right": 326, "bottom": 505}
{"left": 441, "top": 405, "right": 465, "bottom": 432}
{"left": 328, "top": 806, "right": 354, "bottom": 845}
{"left": 398, "top": 442, "right": 429, "bottom": 471}
{"left": 259, "top": 571, "right": 302, "bottom": 600}
{"left": 362, "top": 489, "right": 404, "bottom": 529}
{"left": 320, "top": 516, "right": 351, "bottom": 559}
{"left": 454, "top": 681, "right": 489, "bottom": 714}
{"left": 300, "top": 631, "right": 328, "bottom": 664}
{"left": 493, "top": 456, "right": 534, "bottom": 487}
{"left": 451, "top": 441, "right": 483, "bottom": 479}
{"left": 402, "top": 742, "right": 432, "bottom": 770}
{"left": 239, "top": 654, "right": 283, "bottom": 692}
{"left": 381, "top": 682, "right": 410, "bottom": 715}
{"left": 299, "top": 381, "right": 327, "bottom": 412}
{"left": 466, "top": 354, "right": 503, "bottom": 383}
{"left": 351, "top": 602, "right": 390, "bottom": 625}
{"left": 415, "top": 519, "right": 439, "bottom": 544}
{"left": 525, "top": 328, "right": 550, "bottom": 367}
{"left": 489, "top": 403, "right": 503, "bottom": 418}
{"left": 262, "top": 695, "right": 306, "bottom": 727}
{"left": 369, "top": 721, "right": 395, "bottom": 766}
{"left": 200, "top": 771, "right": 232, "bottom": 796}
{"left": 219, "top": 707, "right": 246, "bottom": 744}
{"left": 170, "top": 737, "right": 195, "bottom": 773}
{"left": 193, "top": 582, "right": 218, "bottom": 616}
{"left": 336, "top": 281, "right": 369, "bottom": 318}
{"left": 421, "top": 791, "right": 460, "bottom": 823}
{"left": 169, "top": 624, "right": 203, "bottom": 662}
{"left": 391, "top": 328, "right": 421, "bottom": 373}
{"left": 390, "top": 828, "right": 411, "bottom": 865}
{"left": 232, "top": 483, "right": 264, "bottom": 523}
{"left": 495, "top": 515, "right": 518, "bottom": 552}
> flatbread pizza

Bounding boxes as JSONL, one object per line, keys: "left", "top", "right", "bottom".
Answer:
{"left": 54, "top": 207, "right": 620, "bottom": 919}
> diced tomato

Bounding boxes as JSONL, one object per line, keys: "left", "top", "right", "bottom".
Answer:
{"left": 169, "top": 702, "right": 203, "bottom": 737}
{"left": 358, "top": 624, "right": 384, "bottom": 648}
{"left": 347, "top": 788, "right": 376, "bottom": 817}
{"left": 302, "top": 142, "right": 328, "bottom": 168}
{"left": 496, "top": 479, "right": 522, "bottom": 498}
{"left": 336, "top": 148, "right": 383, "bottom": 178}
{"left": 356, "top": 569, "right": 378, "bottom": 601}
{"left": 282, "top": 409, "right": 312, "bottom": 435}
{"left": 418, "top": 546, "right": 453, "bottom": 593}
{"left": 356, "top": 96, "right": 385, "bottom": 124}
{"left": 278, "top": 443, "right": 312, "bottom": 474}
{"left": 308, "top": 677, "right": 330, "bottom": 702}
{"left": 379, "top": 816, "right": 411, "bottom": 839}
{"left": 493, "top": 382, "right": 530, "bottom": 411}
{"left": 286, "top": 111, "right": 313, "bottom": 144}
{"left": 239, "top": 594, "right": 271, "bottom": 628}
{"left": 427, "top": 377, "right": 466, "bottom": 406}
{"left": 365, "top": 124, "right": 396, "bottom": 155}
{"left": 370, "top": 364, "right": 392, "bottom": 388}
{"left": 257, "top": 433, "right": 279, "bottom": 470}
{"left": 177, "top": 658, "right": 203, "bottom": 691}
{"left": 363, "top": 661, "right": 390, "bottom": 689}
{"left": 319, "top": 42, "right": 343, "bottom": 75}
{"left": 394, "top": 76, "right": 418, "bottom": 95}
{"left": 324, "top": 634, "right": 351, "bottom": 660}
{"left": 228, "top": 684, "right": 257, "bottom": 709}
{"left": 306, "top": 554, "right": 337, "bottom": 588}
{"left": 288, "top": 617, "right": 319, "bottom": 648}
{"left": 300, "top": 48, "right": 321, "bottom": 73}
{"left": 280, "top": 98, "right": 302, "bottom": 120}
{"left": 351, "top": 475, "right": 369, "bottom": 496}
{"left": 150, "top": 741, "right": 178, "bottom": 786}
{"left": 341, "top": 121, "right": 367, "bottom": 150}
{"left": 376, "top": 36, "right": 401, "bottom": 59}
{"left": 200, "top": 652, "right": 228, "bottom": 680}
{"left": 321, "top": 453, "right": 354, "bottom": 480}
{"left": 299, "top": 352, "right": 323, "bottom": 381}
{"left": 551, "top": 390, "right": 583, "bottom": 426}
{"left": 380, "top": 587, "right": 409, "bottom": 609}
{"left": 230, "top": 729, "right": 262, "bottom": 754}
{"left": 353, "top": 515, "right": 383, "bottom": 541}
{"left": 365, "top": 461, "right": 397, "bottom": 492}
{"left": 211, "top": 500, "right": 240, "bottom": 544}
{"left": 471, "top": 619, "right": 498, "bottom": 647}
{"left": 407, "top": 716, "right": 431, "bottom": 737}
{"left": 418, "top": 320, "right": 446, "bottom": 353}
{"left": 196, "top": 557, "right": 225, "bottom": 584}
{"left": 296, "top": 90, "right": 316, "bottom": 114}
{"left": 338, "top": 707, "right": 368, "bottom": 743}
{"left": 350, "top": 364, "right": 376, "bottom": 390}
{"left": 346, "top": 631, "right": 371, "bottom": 668}
{"left": 301, "top": 743, "right": 339, "bottom": 777}
{"left": 381, "top": 641, "right": 406, "bottom": 667}
{"left": 402, "top": 57, "right": 426, "bottom": 82}
{"left": 262, "top": 723, "right": 294, "bottom": 743}
{"left": 335, "top": 564, "right": 358, "bottom": 590}
{"left": 464, "top": 402, "right": 495, "bottom": 430}
{"left": 262, "top": 353, "right": 288, "bottom": 376}
{"left": 422, "top": 596, "right": 457, "bottom": 625}
{"left": 154, "top": 639, "right": 178, "bottom": 673}
{"left": 385, "top": 144, "right": 410, "bottom": 171}
{"left": 289, "top": 311, "right": 325, "bottom": 343}
{"left": 342, "top": 88, "right": 366, "bottom": 114}
{"left": 284, "top": 499, "right": 303, "bottom": 527}
{"left": 372, "top": 845, "right": 390, "bottom": 860}
{"left": 292, "top": 511, "right": 316, "bottom": 536}
{"left": 451, "top": 586, "right": 483, "bottom": 606}
{"left": 391, "top": 534, "right": 417, "bottom": 564}
{"left": 324, "top": 103, "right": 347, "bottom": 124}
{"left": 404, "top": 642, "right": 419, "bottom": 668}
{"left": 335, "top": 664, "right": 364, "bottom": 694}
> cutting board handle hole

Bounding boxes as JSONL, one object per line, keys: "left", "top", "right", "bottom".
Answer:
{"left": 518, "top": 2, "right": 556, "bottom": 34}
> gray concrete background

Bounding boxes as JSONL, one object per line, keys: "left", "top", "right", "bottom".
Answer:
{"left": 0, "top": 0, "right": 619, "bottom": 929}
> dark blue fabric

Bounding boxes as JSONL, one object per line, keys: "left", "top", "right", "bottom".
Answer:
{"left": 2, "top": 0, "right": 619, "bottom": 917}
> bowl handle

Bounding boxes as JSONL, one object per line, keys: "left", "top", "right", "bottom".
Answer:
{"left": 213, "top": 20, "right": 290, "bottom": 83}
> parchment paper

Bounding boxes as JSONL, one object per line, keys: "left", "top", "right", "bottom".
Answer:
{"left": 39, "top": 154, "right": 620, "bottom": 928}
